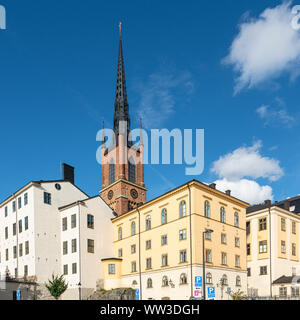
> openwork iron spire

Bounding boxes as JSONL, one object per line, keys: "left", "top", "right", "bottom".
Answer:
{"left": 113, "top": 22, "right": 130, "bottom": 143}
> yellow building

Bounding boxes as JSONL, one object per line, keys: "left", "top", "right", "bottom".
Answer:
{"left": 247, "top": 201, "right": 300, "bottom": 298}
{"left": 102, "top": 180, "right": 248, "bottom": 300}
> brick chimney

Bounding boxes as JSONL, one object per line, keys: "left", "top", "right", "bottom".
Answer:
{"left": 62, "top": 163, "right": 75, "bottom": 184}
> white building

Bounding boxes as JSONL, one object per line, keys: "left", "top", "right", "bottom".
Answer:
{"left": 0, "top": 164, "right": 114, "bottom": 299}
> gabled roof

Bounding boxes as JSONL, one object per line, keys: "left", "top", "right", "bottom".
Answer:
{"left": 273, "top": 275, "right": 300, "bottom": 285}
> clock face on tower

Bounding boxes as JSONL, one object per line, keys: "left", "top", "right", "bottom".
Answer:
{"left": 108, "top": 190, "right": 114, "bottom": 200}
{"left": 130, "top": 188, "right": 138, "bottom": 199}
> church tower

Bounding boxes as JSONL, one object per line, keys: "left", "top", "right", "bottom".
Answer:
{"left": 100, "top": 24, "right": 147, "bottom": 216}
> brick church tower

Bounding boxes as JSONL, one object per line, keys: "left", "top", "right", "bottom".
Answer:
{"left": 100, "top": 25, "right": 147, "bottom": 216}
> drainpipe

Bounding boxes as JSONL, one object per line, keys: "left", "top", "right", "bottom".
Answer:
{"left": 136, "top": 205, "right": 142, "bottom": 300}
{"left": 187, "top": 184, "right": 193, "bottom": 298}
{"left": 269, "top": 204, "right": 272, "bottom": 298}
{"left": 78, "top": 201, "right": 82, "bottom": 300}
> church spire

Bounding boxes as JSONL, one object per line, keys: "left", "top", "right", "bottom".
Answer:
{"left": 113, "top": 22, "right": 130, "bottom": 144}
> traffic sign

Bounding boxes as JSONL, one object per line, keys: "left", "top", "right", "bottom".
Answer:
{"left": 226, "top": 287, "right": 231, "bottom": 295}
{"left": 16, "top": 290, "right": 21, "bottom": 301}
{"left": 195, "top": 276, "right": 202, "bottom": 287}
{"left": 136, "top": 289, "right": 139, "bottom": 300}
{"left": 207, "top": 287, "right": 215, "bottom": 299}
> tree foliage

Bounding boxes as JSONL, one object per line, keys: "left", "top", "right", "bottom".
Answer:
{"left": 230, "top": 289, "right": 247, "bottom": 300}
{"left": 46, "top": 274, "right": 68, "bottom": 300}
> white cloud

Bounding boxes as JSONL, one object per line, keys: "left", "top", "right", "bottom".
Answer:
{"left": 134, "top": 71, "right": 194, "bottom": 128}
{"left": 214, "top": 178, "right": 274, "bottom": 204}
{"left": 211, "top": 141, "right": 284, "bottom": 182}
{"left": 223, "top": 2, "right": 300, "bottom": 93}
{"left": 256, "top": 104, "right": 295, "bottom": 127}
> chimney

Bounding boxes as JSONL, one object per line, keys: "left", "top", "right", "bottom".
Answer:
{"left": 209, "top": 183, "right": 216, "bottom": 189}
{"left": 62, "top": 163, "right": 75, "bottom": 184}
{"left": 283, "top": 200, "right": 290, "bottom": 211}
{"left": 225, "top": 190, "right": 231, "bottom": 196}
{"left": 264, "top": 200, "right": 271, "bottom": 207}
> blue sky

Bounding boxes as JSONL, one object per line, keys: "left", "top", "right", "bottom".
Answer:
{"left": 0, "top": 0, "right": 300, "bottom": 204}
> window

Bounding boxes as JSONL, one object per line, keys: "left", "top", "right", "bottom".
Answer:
{"left": 205, "top": 230, "right": 212, "bottom": 240}
{"left": 179, "top": 250, "right": 187, "bottom": 263}
{"left": 71, "top": 214, "right": 76, "bottom": 228}
{"left": 146, "top": 258, "right": 152, "bottom": 269}
{"left": 179, "top": 200, "right": 186, "bottom": 218}
{"left": 19, "top": 243, "right": 23, "bottom": 257}
{"left": 19, "top": 220, "right": 22, "bottom": 233}
{"left": 63, "top": 241, "right": 68, "bottom": 255}
{"left": 18, "top": 197, "right": 22, "bottom": 209}
{"left": 246, "top": 221, "right": 251, "bottom": 235}
{"left": 206, "top": 273, "right": 212, "bottom": 284}
{"left": 222, "top": 274, "right": 228, "bottom": 286}
{"left": 12, "top": 201, "right": 16, "bottom": 212}
{"left": 118, "top": 248, "right": 123, "bottom": 257}
{"left": 87, "top": 239, "right": 94, "bottom": 253}
{"left": 146, "top": 240, "right": 151, "bottom": 250}
{"left": 87, "top": 214, "right": 94, "bottom": 229}
{"left": 146, "top": 215, "right": 151, "bottom": 230}
{"left": 281, "top": 218, "right": 286, "bottom": 231}
{"left": 161, "top": 235, "right": 167, "bottom": 246}
{"left": 234, "top": 212, "right": 239, "bottom": 227}
{"left": 128, "top": 158, "right": 136, "bottom": 183}
{"left": 260, "top": 266, "right": 267, "bottom": 275}
{"left": 131, "top": 221, "right": 136, "bottom": 235}
{"left": 292, "top": 222, "right": 297, "bottom": 234}
{"left": 131, "top": 245, "right": 136, "bottom": 254}
{"left": 63, "top": 265, "right": 68, "bottom": 275}
{"left": 220, "top": 207, "right": 226, "bottom": 223}
{"left": 72, "top": 239, "right": 77, "bottom": 253}
{"left": 109, "top": 161, "right": 115, "bottom": 185}
{"left": 247, "top": 268, "right": 251, "bottom": 277}
{"left": 162, "top": 276, "right": 169, "bottom": 287}
{"left": 161, "top": 209, "right": 167, "bottom": 225}
{"left": 279, "top": 287, "right": 287, "bottom": 297}
{"left": 180, "top": 273, "right": 187, "bottom": 285}
{"left": 221, "top": 233, "right": 227, "bottom": 244}
{"left": 24, "top": 193, "right": 28, "bottom": 206}
{"left": 5, "top": 206, "right": 8, "bottom": 217}
{"left": 292, "top": 243, "right": 296, "bottom": 256}
{"left": 5, "top": 227, "right": 8, "bottom": 239}
{"left": 259, "top": 240, "right": 267, "bottom": 253}
{"left": 24, "top": 265, "right": 28, "bottom": 278}
{"left": 281, "top": 240, "right": 286, "bottom": 254}
{"left": 162, "top": 254, "right": 168, "bottom": 267}
{"left": 24, "top": 217, "right": 28, "bottom": 230}
{"left": 221, "top": 252, "right": 227, "bottom": 265}
{"left": 108, "top": 264, "right": 115, "bottom": 274}
{"left": 131, "top": 261, "right": 137, "bottom": 273}
{"left": 292, "top": 286, "right": 300, "bottom": 297}
{"left": 259, "top": 217, "right": 267, "bottom": 231}
{"left": 118, "top": 227, "right": 122, "bottom": 240}
{"left": 62, "top": 217, "right": 67, "bottom": 231}
{"left": 179, "top": 229, "right": 187, "bottom": 241}
{"left": 247, "top": 244, "right": 251, "bottom": 256}
{"left": 25, "top": 241, "right": 29, "bottom": 255}
{"left": 44, "top": 192, "right": 51, "bottom": 205}
{"left": 235, "top": 237, "right": 240, "bottom": 248}
{"left": 204, "top": 201, "right": 210, "bottom": 218}
{"left": 147, "top": 278, "right": 153, "bottom": 288}
{"left": 235, "top": 255, "right": 240, "bottom": 267}
{"left": 6, "top": 249, "right": 8, "bottom": 261}
{"left": 72, "top": 263, "right": 77, "bottom": 274}
{"left": 12, "top": 223, "right": 16, "bottom": 236}
{"left": 13, "top": 246, "right": 17, "bottom": 259}
{"left": 205, "top": 249, "right": 212, "bottom": 263}
{"left": 236, "top": 276, "right": 241, "bottom": 287}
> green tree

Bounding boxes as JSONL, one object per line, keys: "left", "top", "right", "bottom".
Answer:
{"left": 46, "top": 274, "right": 68, "bottom": 300}
{"left": 230, "top": 289, "right": 247, "bottom": 300}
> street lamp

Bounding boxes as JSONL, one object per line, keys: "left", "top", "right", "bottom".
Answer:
{"left": 78, "top": 282, "right": 82, "bottom": 300}
{"left": 203, "top": 229, "right": 214, "bottom": 300}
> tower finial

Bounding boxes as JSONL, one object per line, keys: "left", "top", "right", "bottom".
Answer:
{"left": 139, "top": 116, "right": 144, "bottom": 146}
{"left": 119, "top": 22, "right": 122, "bottom": 38}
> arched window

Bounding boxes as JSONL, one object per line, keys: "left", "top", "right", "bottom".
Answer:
{"left": 220, "top": 207, "right": 226, "bottom": 223}
{"left": 236, "top": 276, "right": 241, "bottom": 287}
{"left": 161, "top": 209, "right": 167, "bottom": 225}
{"left": 204, "top": 200, "right": 210, "bottom": 218}
{"left": 128, "top": 158, "right": 136, "bottom": 183}
{"left": 109, "top": 160, "right": 115, "bottom": 185}
{"left": 147, "top": 278, "right": 153, "bottom": 288}
{"left": 179, "top": 200, "right": 186, "bottom": 218}
{"left": 180, "top": 273, "right": 187, "bottom": 285}
{"left": 222, "top": 274, "right": 228, "bottom": 286}
{"left": 131, "top": 221, "right": 136, "bottom": 236}
{"left": 118, "top": 227, "right": 122, "bottom": 240}
{"left": 132, "top": 280, "right": 138, "bottom": 286}
{"left": 162, "top": 276, "right": 169, "bottom": 287}
{"left": 146, "top": 215, "right": 151, "bottom": 230}
{"left": 206, "top": 272, "right": 212, "bottom": 284}
{"left": 234, "top": 212, "right": 239, "bottom": 227}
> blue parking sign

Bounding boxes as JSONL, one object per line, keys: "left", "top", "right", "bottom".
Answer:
{"left": 195, "top": 276, "right": 202, "bottom": 287}
{"left": 136, "top": 289, "right": 139, "bottom": 300}
{"left": 16, "top": 290, "right": 21, "bottom": 301}
{"left": 207, "top": 287, "right": 215, "bottom": 299}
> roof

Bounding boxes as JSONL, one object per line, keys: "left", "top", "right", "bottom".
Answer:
{"left": 58, "top": 195, "right": 100, "bottom": 211}
{"left": 273, "top": 275, "right": 300, "bottom": 285}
